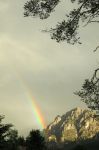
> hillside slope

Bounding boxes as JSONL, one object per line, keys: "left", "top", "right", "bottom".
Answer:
{"left": 45, "top": 107, "right": 99, "bottom": 143}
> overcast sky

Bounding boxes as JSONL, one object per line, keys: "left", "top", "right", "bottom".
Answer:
{"left": 0, "top": 0, "right": 99, "bottom": 136}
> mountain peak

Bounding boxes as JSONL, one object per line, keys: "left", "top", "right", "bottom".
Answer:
{"left": 45, "top": 107, "right": 99, "bottom": 143}
{"left": 73, "top": 107, "right": 82, "bottom": 111}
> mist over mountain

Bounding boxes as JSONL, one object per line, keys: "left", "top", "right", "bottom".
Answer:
{"left": 45, "top": 107, "right": 99, "bottom": 143}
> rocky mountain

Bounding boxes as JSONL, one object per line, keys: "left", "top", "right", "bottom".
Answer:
{"left": 45, "top": 107, "right": 99, "bottom": 143}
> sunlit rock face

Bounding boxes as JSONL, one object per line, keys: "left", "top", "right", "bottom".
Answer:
{"left": 45, "top": 107, "right": 99, "bottom": 143}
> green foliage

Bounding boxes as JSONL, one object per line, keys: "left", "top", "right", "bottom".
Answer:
{"left": 26, "top": 129, "right": 46, "bottom": 150}
{"left": 0, "top": 115, "right": 20, "bottom": 150}
{"left": 18, "top": 136, "right": 25, "bottom": 147}
{"left": 24, "top": 0, "right": 99, "bottom": 44}
{"left": 0, "top": 116, "right": 46, "bottom": 150}
{"left": 7, "top": 129, "right": 19, "bottom": 150}
{"left": 75, "top": 69, "right": 99, "bottom": 112}
{"left": 24, "top": 0, "right": 60, "bottom": 19}
{"left": 0, "top": 115, "right": 12, "bottom": 149}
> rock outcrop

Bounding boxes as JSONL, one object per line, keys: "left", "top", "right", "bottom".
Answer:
{"left": 45, "top": 107, "right": 99, "bottom": 143}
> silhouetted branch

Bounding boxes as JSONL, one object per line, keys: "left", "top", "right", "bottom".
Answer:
{"left": 93, "top": 46, "right": 99, "bottom": 52}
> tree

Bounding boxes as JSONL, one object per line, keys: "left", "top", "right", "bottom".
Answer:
{"left": 75, "top": 68, "right": 99, "bottom": 113}
{"left": 24, "top": 0, "right": 99, "bottom": 111}
{"left": 18, "top": 136, "right": 26, "bottom": 147}
{"left": 0, "top": 115, "right": 12, "bottom": 149}
{"left": 7, "top": 129, "right": 19, "bottom": 150}
{"left": 26, "top": 129, "right": 46, "bottom": 150}
{"left": 24, "top": 0, "right": 99, "bottom": 44}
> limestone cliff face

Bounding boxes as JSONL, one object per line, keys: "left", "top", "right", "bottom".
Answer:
{"left": 45, "top": 107, "right": 99, "bottom": 142}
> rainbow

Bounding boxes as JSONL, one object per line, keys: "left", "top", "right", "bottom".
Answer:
{"left": 14, "top": 68, "right": 46, "bottom": 129}
{"left": 20, "top": 81, "right": 46, "bottom": 130}
{"left": 25, "top": 90, "right": 46, "bottom": 129}
{"left": 8, "top": 50, "right": 46, "bottom": 130}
